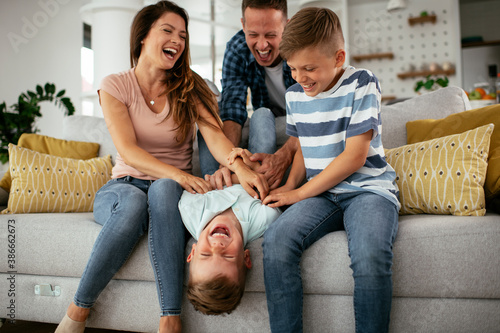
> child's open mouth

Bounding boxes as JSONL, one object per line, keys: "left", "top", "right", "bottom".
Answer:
{"left": 211, "top": 226, "right": 230, "bottom": 238}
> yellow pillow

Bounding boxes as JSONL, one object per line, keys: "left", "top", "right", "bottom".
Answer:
{"left": 0, "top": 133, "right": 100, "bottom": 192}
{"left": 385, "top": 124, "right": 493, "bottom": 216}
{"left": 406, "top": 104, "right": 500, "bottom": 212}
{"left": 2, "top": 144, "right": 112, "bottom": 214}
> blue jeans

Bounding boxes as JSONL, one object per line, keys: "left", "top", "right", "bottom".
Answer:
{"left": 263, "top": 191, "right": 399, "bottom": 333}
{"left": 198, "top": 107, "right": 278, "bottom": 177}
{"left": 74, "top": 177, "right": 185, "bottom": 316}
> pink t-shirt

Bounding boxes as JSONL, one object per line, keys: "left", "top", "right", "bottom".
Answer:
{"left": 99, "top": 68, "right": 193, "bottom": 180}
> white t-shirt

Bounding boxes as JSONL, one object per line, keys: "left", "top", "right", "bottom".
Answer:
{"left": 265, "top": 62, "right": 287, "bottom": 114}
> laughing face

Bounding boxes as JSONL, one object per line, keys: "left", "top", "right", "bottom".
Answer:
{"left": 287, "top": 46, "right": 346, "bottom": 97}
{"left": 140, "top": 12, "right": 186, "bottom": 71}
{"left": 242, "top": 7, "right": 287, "bottom": 68}
{"left": 187, "top": 209, "right": 252, "bottom": 284}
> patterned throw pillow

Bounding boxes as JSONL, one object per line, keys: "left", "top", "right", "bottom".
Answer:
{"left": 0, "top": 133, "right": 100, "bottom": 192}
{"left": 2, "top": 144, "right": 112, "bottom": 214}
{"left": 385, "top": 124, "right": 493, "bottom": 216}
{"left": 406, "top": 104, "right": 500, "bottom": 213}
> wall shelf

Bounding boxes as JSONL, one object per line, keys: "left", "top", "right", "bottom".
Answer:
{"left": 397, "top": 68, "right": 455, "bottom": 79}
{"left": 462, "top": 40, "right": 500, "bottom": 48}
{"left": 408, "top": 15, "right": 437, "bottom": 26}
{"left": 352, "top": 52, "right": 394, "bottom": 62}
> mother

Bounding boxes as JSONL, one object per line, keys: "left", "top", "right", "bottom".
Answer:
{"left": 55, "top": 1, "right": 268, "bottom": 332}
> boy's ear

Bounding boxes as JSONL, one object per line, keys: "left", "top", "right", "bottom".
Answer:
{"left": 186, "top": 243, "right": 196, "bottom": 263}
{"left": 335, "top": 49, "right": 346, "bottom": 68}
{"left": 244, "top": 249, "right": 252, "bottom": 269}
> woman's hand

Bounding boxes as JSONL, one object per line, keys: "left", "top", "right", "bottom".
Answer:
{"left": 173, "top": 170, "right": 212, "bottom": 194}
{"left": 227, "top": 148, "right": 261, "bottom": 171}
{"left": 233, "top": 164, "right": 269, "bottom": 200}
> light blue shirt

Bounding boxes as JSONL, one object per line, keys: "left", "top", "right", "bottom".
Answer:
{"left": 178, "top": 185, "right": 281, "bottom": 246}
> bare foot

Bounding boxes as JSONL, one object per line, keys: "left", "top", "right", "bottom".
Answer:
{"left": 67, "top": 302, "right": 90, "bottom": 322}
{"left": 159, "top": 315, "right": 182, "bottom": 333}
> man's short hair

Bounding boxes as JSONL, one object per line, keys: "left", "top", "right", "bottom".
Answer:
{"left": 280, "top": 7, "right": 344, "bottom": 60}
{"left": 187, "top": 274, "right": 245, "bottom": 315}
{"left": 241, "top": 0, "right": 287, "bottom": 20}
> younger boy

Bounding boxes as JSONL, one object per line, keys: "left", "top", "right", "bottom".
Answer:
{"left": 260, "top": 7, "right": 400, "bottom": 333}
{"left": 178, "top": 180, "right": 281, "bottom": 315}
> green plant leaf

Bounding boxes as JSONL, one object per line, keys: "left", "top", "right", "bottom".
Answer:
{"left": 424, "top": 79, "right": 435, "bottom": 90}
{"left": 56, "top": 89, "right": 66, "bottom": 97}
{"left": 36, "top": 85, "right": 44, "bottom": 96}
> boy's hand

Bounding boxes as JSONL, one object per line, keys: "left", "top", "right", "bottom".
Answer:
{"left": 263, "top": 188, "right": 303, "bottom": 208}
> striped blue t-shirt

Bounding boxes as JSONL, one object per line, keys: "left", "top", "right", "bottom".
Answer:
{"left": 286, "top": 66, "right": 400, "bottom": 208}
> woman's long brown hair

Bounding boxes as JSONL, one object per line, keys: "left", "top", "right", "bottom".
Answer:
{"left": 130, "top": 1, "right": 222, "bottom": 143}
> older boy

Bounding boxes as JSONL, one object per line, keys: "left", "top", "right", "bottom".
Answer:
{"left": 261, "top": 7, "right": 400, "bottom": 333}
{"left": 179, "top": 182, "right": 281, "bottom": 315}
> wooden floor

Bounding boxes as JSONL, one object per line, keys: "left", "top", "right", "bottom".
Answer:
{"left": 0, "top": 320, "right": 137, "bottom": 333}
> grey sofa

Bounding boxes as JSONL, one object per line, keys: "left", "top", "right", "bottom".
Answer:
{"left": 1, "top": 86, "right": 499, "bottom": 333}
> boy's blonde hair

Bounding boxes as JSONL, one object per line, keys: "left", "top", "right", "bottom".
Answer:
{"left": 280, "top": 7, "right": 344, "bottom": 60}
{"left": 187, "top": 272, "right": 247, "bottom": 315}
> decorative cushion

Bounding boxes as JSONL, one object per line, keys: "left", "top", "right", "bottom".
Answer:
{"left": 1, "top": 144, "right": 112, "bottom": 214}
{"left": 406, "top": 104, "right": 500, "bottom": 213}
{"left": 0, "top": 133, "right": 100, "bottom": 192}
{"left": 385, "top": 124, "right": 493, "bottom": 216}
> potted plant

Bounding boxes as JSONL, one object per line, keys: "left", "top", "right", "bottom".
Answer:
{"left": 0, "top": 83, "right": 75, "bottom": 164}
{"left": 414, "top": 75, "right": 449, "bottom": 94}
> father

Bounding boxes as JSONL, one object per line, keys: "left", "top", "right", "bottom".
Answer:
{"left": 199, "top": 0, "right": 298, "bottom": 189}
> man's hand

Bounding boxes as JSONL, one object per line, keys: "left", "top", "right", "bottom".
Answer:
{"left": 204, "top": 167, "right": 233, "bottom": 190}
{"left": 249, "top": 137, "right": 298, "bottom": 189}
{"left": 249, "top": 152, "right": 289, "bottom": 189}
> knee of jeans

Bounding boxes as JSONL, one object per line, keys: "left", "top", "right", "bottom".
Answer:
{"left": 149, "top": 178, "right": 183, "bottom": 200}
{"left": 253, "top": 107, "right": 272, "bottom": 115}
{"left": 350, "top": 242, "right": 393, "bottom": 278}
{"left": 94, "top": 185, "right": 148, "bottom": 231}
{"left": 263, "top": 222, "right": 298, "bottom": 262}
{"left": 250, "top": 107, "right": 273, "bottom": 122}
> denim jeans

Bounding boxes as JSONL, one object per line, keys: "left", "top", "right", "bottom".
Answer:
{"left": 263, "top": 191, "right": 399, "bottom": 333}
{"left": 198, "top": 107, "right": 282, "bottom": 177}
{"left": 73, "top": 177, "right": 185, "bottom": 316}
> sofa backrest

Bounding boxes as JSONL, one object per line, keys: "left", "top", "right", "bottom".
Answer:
{"left": 380, "top": 86, "right": 470, "bottom": 149}
{"left": 62, "top": 86, "right": 470, "bottom": 168}
{"left": 62, "top": 115, "right": 117, "bottom": 164}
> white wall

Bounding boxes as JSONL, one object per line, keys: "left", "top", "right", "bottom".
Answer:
{"left": 348, "top": 0, "right": 462, "bottom": 99}
{"left": 0, "top": 0, "right": 86, "bottom": 139}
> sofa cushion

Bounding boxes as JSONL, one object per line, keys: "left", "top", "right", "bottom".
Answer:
{"left": 380, "top": 86, "right": 470, "bottom": 149}
{"left": 406, "top": 104, "right": 500, "bottom": 213}
{"left": 0, "top": 133, "right": 100, "bottom": 193}
{"left": 2, "top": 144, "right": 112, "bottom": 214}
{"left": 385, "top": 124, "right": 493, "bottom": 216}
{"left": 4, "top": 211, "right": 499, "bottom": 300}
